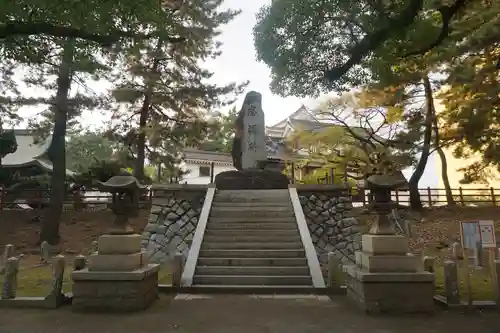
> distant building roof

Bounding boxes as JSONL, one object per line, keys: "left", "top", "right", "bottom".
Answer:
{"left": 2, "top": 129, "right": 50, "bottom": 167}
{"left": 2, "top": 129, "right": 74, "bottom": 175}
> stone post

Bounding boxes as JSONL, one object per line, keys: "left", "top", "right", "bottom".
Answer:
{"left": 451, "top": 241, "right": 462, "bottom": 260}
{"left": 474, "top": 241, "right": 483, "bottom": 267}
{"left": 328, "top": 252, "right": 342, "bottom": 289}
{"left": 443, "top": 260, "right": 460, "bottom": 305}
{"left": 1, "top": 257, "right": 19, "bottom": 299}
{"left": 423, "top": 256, "right": 435, "bottom": 273}
{"left": 172, "top": 252, "right": 183, "bottom": 288}
{"left": 73, "top": 255, "right": 86, "bottom": 271}
{"left": 45, "top": 255, "right": 66, "bottom": 306}
{"left": 0, "top": 244, "right": 15, "bottom": 274}
{"left": 40, "top": 241, "right": 51, "bottom": 264}
{"left": 495, "top": 259, "right": 500, "bottom": 307}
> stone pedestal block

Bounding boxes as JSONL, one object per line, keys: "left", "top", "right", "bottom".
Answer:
{"left": 72, "top": 265, "right": 159, "bottom": 312}
{"left": 98, "top": 234, "right": 142, "bottom": 254}
{"left": 347, "top": 233, "right": 435, "bottom": 314}
{"left": 88, "top": 251, "right": 146, "bottom": 271}
{"left": 345, "top": 265, "right": 434, "bottom": 314}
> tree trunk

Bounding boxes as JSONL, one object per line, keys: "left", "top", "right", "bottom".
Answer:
{"left": 430, "top": 99, "right": 455, "bottom": 206}
{"left": 408, "top": 75, "right": 434, "bottom": 211}
{"left": 41, "top": 43, "right": 74, "bottom": 245}
{"left": 134, "top": 100, "right": 149, "bottom": 181}
{"left": 133, "top": 44, "right": 162, "bottom": 181}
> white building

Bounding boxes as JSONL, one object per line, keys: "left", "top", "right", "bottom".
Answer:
{"left": 181, "top": 148, "right": 235, "bottom": 184}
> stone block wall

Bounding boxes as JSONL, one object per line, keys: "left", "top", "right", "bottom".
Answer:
{"left": 297, "top": 185, "right": 361, "bottom": 264}
{"left": 141, "top": 185, "right": 207, "bottom": 264}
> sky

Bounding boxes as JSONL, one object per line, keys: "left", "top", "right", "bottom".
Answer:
{"left": 16, "top": 0, "right": 439, "bottom": 187}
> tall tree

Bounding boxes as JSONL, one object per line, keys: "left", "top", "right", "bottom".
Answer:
{"left": 110, "top": 0, "right": 246, "bottom": 181}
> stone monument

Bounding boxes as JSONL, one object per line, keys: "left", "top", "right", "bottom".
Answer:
{"left": 215, "top": 91, "right": 289, "bottom": 189}
{"left": 345, "top": 157, "right": 434, "bottom": 314}
{"left": 72, "top": 174, "right": 159, "bottom": 312}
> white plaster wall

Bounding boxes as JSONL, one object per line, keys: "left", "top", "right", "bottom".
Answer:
{"left": 180, "top": 162, "right": 235, "bottom": 184}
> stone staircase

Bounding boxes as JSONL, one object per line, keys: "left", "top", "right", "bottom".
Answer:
{"left": 192, "top": 189, "right": 316, "bottom": 292}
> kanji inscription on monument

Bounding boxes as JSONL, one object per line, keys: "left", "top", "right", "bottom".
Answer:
{"left": 241, "top": 91, "right": 266, "bottom": 169}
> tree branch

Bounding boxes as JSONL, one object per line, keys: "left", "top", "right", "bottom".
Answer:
{"left": 324, "top": 0, "right": 424, "bottom": 82}
{"left": 402, "top": 0, "right": 468, "bottom": 57}
{"left": 0, "top": 21, "right": 185, "bottom": 46}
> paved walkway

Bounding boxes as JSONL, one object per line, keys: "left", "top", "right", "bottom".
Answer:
{"left": 0, "top": 295, "right": 498, "bottom": 333}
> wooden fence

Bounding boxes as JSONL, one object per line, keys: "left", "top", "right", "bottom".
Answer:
{"left": 0, "top": 186, "right": 152, "bottom": 212}
{"left": 0, "top": 184, "right": 498, "bottom": 212}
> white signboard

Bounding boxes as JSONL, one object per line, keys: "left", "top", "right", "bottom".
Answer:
{"left": 460, "top": 221, "right": 480, "bottom": 250}
{"left": 478, "top": 220, "right": 496, "bottom": 248}
{"left": 460, "top": 220, "right": 496, "bottom": 249}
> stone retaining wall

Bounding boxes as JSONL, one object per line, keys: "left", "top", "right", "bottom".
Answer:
{"left": 297, "top": 185, "right": 361, "bottom": 264}
{"left": 141, "top": 185, "right": 207, "bottom": 264}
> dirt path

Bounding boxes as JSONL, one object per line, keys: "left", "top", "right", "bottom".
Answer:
{"left": 0, "top": 295, "right": 498, "bottom": 333}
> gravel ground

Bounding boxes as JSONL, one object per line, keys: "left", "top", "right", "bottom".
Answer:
{"left": 0, "top": 295, "right": 499, "bottom": 333}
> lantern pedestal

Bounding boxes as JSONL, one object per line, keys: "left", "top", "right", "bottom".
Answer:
{"left": 72, "top": 234, "right": 159, "bottom": 312}
{"left": 345, "top": 173, "right": 434, "bottom": 314}
{"left": 345, "top": 234, "right": 434, "bottom": 314}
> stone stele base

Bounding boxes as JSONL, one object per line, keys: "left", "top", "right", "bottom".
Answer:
{"left": 72, "top": 264, "right": 159, "bottom": 312}
{"left": 345, "top": 234, "right": 435, "bottom": 314}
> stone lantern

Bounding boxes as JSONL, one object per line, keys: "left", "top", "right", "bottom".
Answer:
{"left": 344, "top": 154, "right": 435, "bottom": 314}
{"left": 72, "top": 174, "right": 159, "bottom": 312}
{"left": 98, "top": 174, "right": 146, "bottom": 235}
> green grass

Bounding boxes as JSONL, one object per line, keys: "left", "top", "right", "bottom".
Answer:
{"left": 0, "top": 265, "right": 172, "bottom": 297}
{"left": 434, "top": 263, "right": 496, "bottom": 301}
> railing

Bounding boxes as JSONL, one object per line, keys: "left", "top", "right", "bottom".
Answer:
{"left": 0, "top": 187, "right": 153, "bottom": 212}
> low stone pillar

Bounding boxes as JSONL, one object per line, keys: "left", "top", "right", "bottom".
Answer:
{"left": 495, "top": 259, "right": 500, "bottom": 307}
{"left": 172, "top": 252, "right": 183, "bottom": 288}
{"left": 0, "top": 244, "right": 15, "bottom": 274}
{"left": 327, "top": 252, "right": 343, "bottom": 289}
{"left": 423, "top": 256, "right": 435, "bottom": 273}
{"left": 40, "top": 241, "right": 51, "bottom": 265}
{"left": 45, "top": 255, "right": 66, "bottom": 307}
{"left": 443, "top": 260, "right": 460, "bottom": 305}
{"left": 1, "top": 257, "right": 19, "bottom": 299}
{"left": 73, "top": 255, "right": 86, "bottom": 271}
{"left": 451, "top": 241, "right": 462, "bottom": 261}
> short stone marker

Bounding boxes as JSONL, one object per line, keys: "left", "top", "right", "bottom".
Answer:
{"left": 443, "top": 260, "right": 460, "bottom": 305}
{"left": 327, "top": 252, "right": 343, "bottom": 289}
{"left": 451, "top": 241, "right": 462, "bottom": 260}
{"left": 422, "top": 256, "right": 435, "bottom": 273}
{"left": 0, "top": 244, "right": 15, "bottom": 274}
{"left": 45, "top": 255, "right": 66, "bottom": 307}
{"left": 40, "top": 241, "right": 51, "bottom": 265}
{"left": 2, "top": 257, "right": 19, "bottom": 299}
{"left": 73, "top": 255, "right": 86, "bottom": 271}
{"left": 172, "top": 252, "right": 183, "bottom": 288}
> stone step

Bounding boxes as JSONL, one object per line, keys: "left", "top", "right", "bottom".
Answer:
{"left": 212, "top": 202, "right": 292, "bottom": 208}
{"left": 195, "top": 266, "right": 310, "bottom": 276}
{"left": 203, "top": 229, "right": 300, "bottom": 237}
{"left": 201, "top": 241, "right": 304, "bottom": 250}
{"left": 216, "top": 189, "right": 290, "bottom": 198}
{"left": 208, "top": 216, "right": 296, "bottom": 224}
{"left": 210, "top": 210, "right": 295, "bottom": 218}
{"left": 197, "top": 257, "right": 308, "bottom": 266}
{"left": 203, "top": 234, "right": 302, "bottom": 243}
{"left": 199, "top": 249, "right": 305, "bottom": 258}
{"left": 184, "top": 285, "right": 317, "bottom": 294}
{"left": 211, "top": 206, "right": 292, "bottom": 213}
{"left": 193, "top": 275, "right": 312, "bottom": 286}
{"left": 206, "top": 222, "right": 298, "bottom": 230}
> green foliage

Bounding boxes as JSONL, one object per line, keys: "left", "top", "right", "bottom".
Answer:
{"left": 65, "top": 132, "right": 125, "bottom": 174}
{"left": 198, "top": 107, "right": 238, "bottom": 153}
